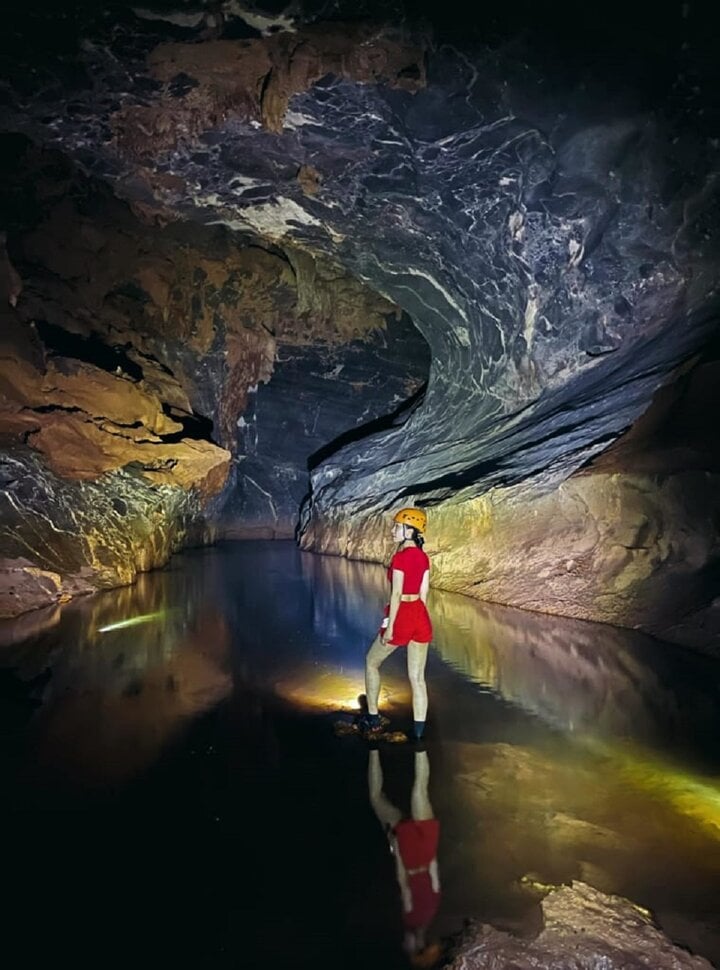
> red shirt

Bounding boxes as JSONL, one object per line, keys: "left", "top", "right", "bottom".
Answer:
{"left": 387, "top": 546, "right": 430, "bottom": 594}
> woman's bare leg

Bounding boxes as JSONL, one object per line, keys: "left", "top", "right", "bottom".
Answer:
{"left": 368, "top": 748, "right": 402, "bottom": 829}
{"left": 407, "top": 640, "right": 429, "bottom": 722}
{"left": 365, "top": 635, "right": 397, "bottom": 715}
{"left": 410, "top": 749, "right": 433, "bottom": 820}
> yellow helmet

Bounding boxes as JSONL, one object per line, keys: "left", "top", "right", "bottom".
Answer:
{"left": 393, "top": 507, "right": 427, "bottom": 532}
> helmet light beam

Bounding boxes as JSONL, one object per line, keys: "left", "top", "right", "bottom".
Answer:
{"left": 98, "top": 611, "right": 166, "bottom": 633}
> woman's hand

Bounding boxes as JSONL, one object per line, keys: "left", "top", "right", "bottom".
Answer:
{"left": 382, "top": 628, "right": 394, "bottom": 646}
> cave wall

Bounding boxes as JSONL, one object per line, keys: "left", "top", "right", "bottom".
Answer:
{"left": 0, "top": 139, "right": 430, "bottom": 615}
{"left": 302, "top": 346, "right": 720, "bottom": 652}
{"left": 226, "top": 311, "right": 428, "bottom": 536}
{"left": 1, "top": 3, "right": 719, "bottom": 640}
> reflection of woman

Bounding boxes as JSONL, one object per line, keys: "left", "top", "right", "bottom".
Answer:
{"left": 368, "top": 748, "right": 442, "bottom": 967}
{"left": 360, "top": 508, "right": 432, "bottom": 740}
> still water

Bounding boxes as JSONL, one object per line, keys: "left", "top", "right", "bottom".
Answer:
{"left": 1, "top": 541, "right": 719, "bottom": 968}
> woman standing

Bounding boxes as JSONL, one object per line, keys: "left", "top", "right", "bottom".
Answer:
{"left": 360, "top": 508, "right": 432, "bottom": 740}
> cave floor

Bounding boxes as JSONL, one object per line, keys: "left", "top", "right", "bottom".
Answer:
{"left": 1, "top": 541, "right": 719, "bottom": 969}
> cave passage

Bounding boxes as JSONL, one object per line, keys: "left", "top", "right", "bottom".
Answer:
{"left": 1, "top": 542, "right": 719, "bottom": 968}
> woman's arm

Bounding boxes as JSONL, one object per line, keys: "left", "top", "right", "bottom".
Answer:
{"left": 429, "top": 857, "right": 441, "bottom": 893}
{"left": 383, "top": 568, "right": 404, "bottom": 644}
{"left": 419, "top": 568, "right": 430, "bottom": 605}
{"left": 394, "top": 855, "right": 413, "bottom": 914}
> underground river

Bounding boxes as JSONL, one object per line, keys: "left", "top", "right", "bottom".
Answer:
{"left": 1, "top": 541, "right": 719, "bottom": 968}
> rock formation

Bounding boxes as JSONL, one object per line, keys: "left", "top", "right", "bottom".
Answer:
{"left": 446, "top": 881, "right": 713, "bottom": 969}
{"left": 0, "top": 2, "right": 718, "bottom": 645}
{"left": 0, "top": 136, "right": 428, "bottom": 613}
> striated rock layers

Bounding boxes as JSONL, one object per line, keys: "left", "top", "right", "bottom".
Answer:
{"left": 1, "top": 3, "right": 719, "bottom": 635}
{"left": 303, "top": 343, "right": 720, "bottom": 650}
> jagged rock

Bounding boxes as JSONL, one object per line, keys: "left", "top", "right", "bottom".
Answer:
{"left": 6, "top": 4, "right": 717, "bottom": 506}
{"left": 446, "top": 882, "right": 713, "bottom": 969}
{"left": 110, "top": 22, "right": 424, "bottom": 155}
{"left": 2, "top": 356, "right": 181, "bottom": 437}
{"left": 300, "top": 346, "right": 720, "bottom": 650}
{"left": 0, "top": 300, "right": 231, "bottom": 605}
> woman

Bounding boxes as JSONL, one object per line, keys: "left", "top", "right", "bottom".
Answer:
{"left": 368, "top": 746, "right": 442, "bottom": 968}
{"left": 360, "top": 507, "right": 432, "bottom": 740}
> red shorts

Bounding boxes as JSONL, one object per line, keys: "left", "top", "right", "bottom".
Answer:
{"left": 394, "top": 818, "right": 441, "bottom": 928}
{"left": 380, "top": 600, "right": 432, "bottom": 646}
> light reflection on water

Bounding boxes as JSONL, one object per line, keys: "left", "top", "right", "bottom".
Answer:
{"left": 1, "top": 540, "right": 719, "bottom": 967}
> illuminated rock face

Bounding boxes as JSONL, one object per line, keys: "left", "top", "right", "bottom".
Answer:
{"left": 1, "top": 4, "right": 719, "bottom": 635}
{"left": 3, "top": 7, "right": 717, "bottom": 505}
{"left": 0, "top": 143, "right": 429, "bottom": 614}
{"left": 0, "top": 451, "right": 220, "bottom": 617}
{"left": 302, "top": 350, "right": 720, "bottom": 650}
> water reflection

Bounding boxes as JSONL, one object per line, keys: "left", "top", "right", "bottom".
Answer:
{"left": 431, "top": 590, "right": 720, "bottom": 759}
{"left": 368, "top": 747, "right": 443, "bottom": 968}
{"left": 0, "top": 542, "right": 719, "bottom": 966}
{"left": 3, "top": 543, "right": 719, "bottom": 788}
{"left": 3, "top": 561, "right": 233, "bottom": 793}
{"left": 301, "top": 548, "right": 720, "bottom": 760}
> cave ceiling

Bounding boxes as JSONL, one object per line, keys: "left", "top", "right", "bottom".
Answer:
{"left": 1, "top": 0, "right": 719, "bottom": 520}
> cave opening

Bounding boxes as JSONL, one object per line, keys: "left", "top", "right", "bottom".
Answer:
{"left": 225, "top": 306, "right": 432, "bottom": 537}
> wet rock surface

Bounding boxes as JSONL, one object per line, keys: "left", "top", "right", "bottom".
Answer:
{"left": 0, "top": 446, "right": 220, "bottom": 616}
{"left": 447, "top": 881, "right": 713, "bottom": 969}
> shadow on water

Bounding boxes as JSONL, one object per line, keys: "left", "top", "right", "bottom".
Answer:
{"left": 1, "top": 541, "right": 720, "bottom": 968}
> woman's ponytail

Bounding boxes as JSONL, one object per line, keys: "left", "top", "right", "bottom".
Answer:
{"left": 410, "top": 527, "right": 424, "bottom": 549}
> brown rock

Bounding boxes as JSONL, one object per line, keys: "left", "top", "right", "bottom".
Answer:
{"left": 303, "top": 463, "right": 720, "bottom": 652}
{"left": 111, "top": 24, "right": 425, "bottom": 156}
{"left": 297, "top": 164, "right": 322, "bottom": 197}
{"left": 447, "top": 881, "right": 713, "bottom": 969}
{"left": 0, "top": 356, "right": 180, "bottom": 434}
{"left": 217, "top": 327, "right": 276, "bottom": 447}
{"left": 26, "top": 411, "right": 230, "bottom": 494}
{"left": 0, "top": 558, "right": 63, "bottom": 617}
